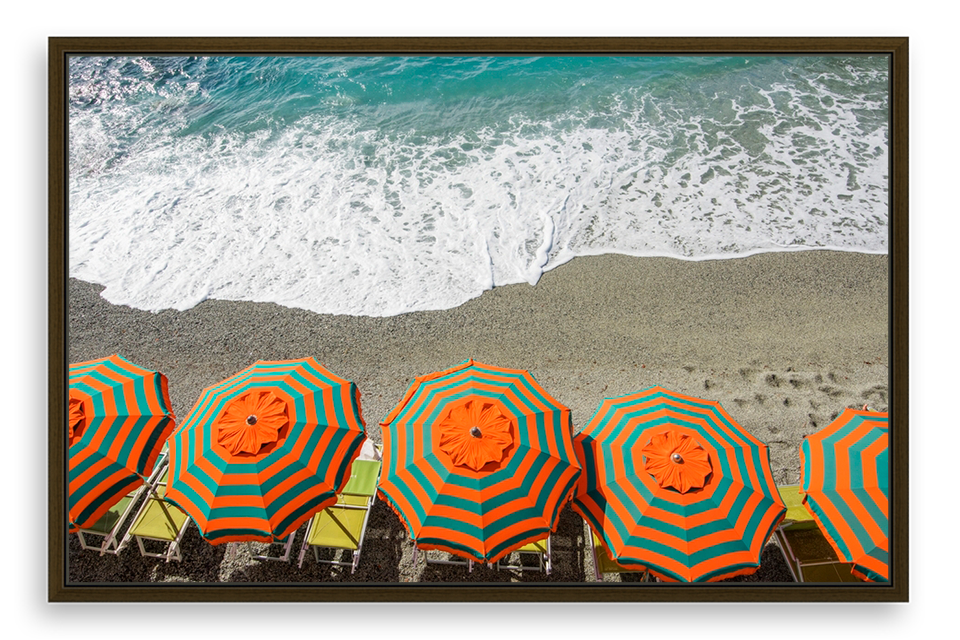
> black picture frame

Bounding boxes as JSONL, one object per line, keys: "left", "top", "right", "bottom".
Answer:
{"left": 47, "top": 29, "right": 923, "bottom": 604}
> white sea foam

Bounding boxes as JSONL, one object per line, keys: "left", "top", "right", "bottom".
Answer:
{"left": 69, "top": 66, "right": 888, "bottom": 317}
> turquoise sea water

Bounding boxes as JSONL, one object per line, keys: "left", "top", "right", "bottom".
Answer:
{"left": 69, "top": 55, "right": 889, "bottom": 316}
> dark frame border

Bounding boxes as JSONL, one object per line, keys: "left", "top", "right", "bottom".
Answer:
{"left": 49, "top": 36, "right": 908, "bottom": 603}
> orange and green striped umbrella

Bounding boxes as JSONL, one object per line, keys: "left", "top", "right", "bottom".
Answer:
{"left": 800, "top": 407, "right": 889, "bottom": 582}
{"left": 68, "top": 354, "right": 176, "bottom": 531}
{"left": 165, "top": 358, "right": 366, "bottom": 545}
{"left": 377, "top": 359, "right": 581, "bottom": 564}
{"left": 572, "top": 386, "right": 785, "bottom": 582}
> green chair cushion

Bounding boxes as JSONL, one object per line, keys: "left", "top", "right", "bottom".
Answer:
{"left": 84, "top": 495, "right": 134, "bottom": 534}
{"left": 306, "top": 505, "right": 365, "bottom": 550}
{"left": 517, "top": 539, "right": 548, "bottom": 554}
{"left": 341, "top": 460, "right": 381, "bottom": 497}
{"left": 778, "top": 484, "right": 818, "bottom": 531}
{"left": 130, "top": 499, "right": 187, "bottom": 540}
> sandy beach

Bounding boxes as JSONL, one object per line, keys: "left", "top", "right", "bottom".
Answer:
{"left": 66, "top": 249, "right": 888, "bottom": 584}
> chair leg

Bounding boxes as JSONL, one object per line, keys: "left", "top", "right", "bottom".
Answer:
{"left": 298, "top": 528, "right": 310, "bottom": 568}
{"left": 545, "top": 537, "right": 552, "bottom": 575}
{"left": 774, "top": 528, "right": 803, "bottom": 583}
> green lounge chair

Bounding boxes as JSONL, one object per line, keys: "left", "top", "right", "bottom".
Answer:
{"left": 297, "top": 458, "right": 382, "bottom": 573}
{"left": 773, "top": 484, "right": 861, "bottom": 583}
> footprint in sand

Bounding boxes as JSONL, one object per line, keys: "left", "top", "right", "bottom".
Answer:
{"left": 861, "top": 384, "right": 888, "bottom": 405}
{"left": 818, "top": 385, "right": 844, "bottom": 398}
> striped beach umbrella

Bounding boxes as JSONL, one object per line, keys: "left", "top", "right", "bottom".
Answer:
{"left": 800, "top": 407, "right": 889, "bottom": 582}
{"left": 572, "top": 386, "right": 786, "bottom": 582}
{"left": 68, "top": 354, "right": 176, "bottom": 531}
{"left": 165, "top": 358, "right": 366, "bottom": 544}
{"left": 377, "top": 359, "right": 581, "bottom": 564}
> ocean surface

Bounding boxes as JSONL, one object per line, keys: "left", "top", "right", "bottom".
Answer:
{"left": 69, "top": 55, "right": 889, "bottom": 317}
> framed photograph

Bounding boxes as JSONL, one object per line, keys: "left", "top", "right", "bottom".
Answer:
{"left": 49, "top": 36, "right": 908, "bottom": 603}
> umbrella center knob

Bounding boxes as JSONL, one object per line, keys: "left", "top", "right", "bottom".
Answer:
{"left": 437, "top": 398, "right": 514, "bottom": 471}
{"left": 642, "top": 430, "right": 713, "bottom": 493}
{"left": 246, "top": 415, "right": 258, "bottom": 426}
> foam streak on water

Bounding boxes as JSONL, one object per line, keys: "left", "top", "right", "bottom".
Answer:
{"left": 69, "top": 55, "right": 889, "bottom": 316}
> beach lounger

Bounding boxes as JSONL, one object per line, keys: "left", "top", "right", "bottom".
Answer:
{"left": 588, "top": 524, "right": 650, "bottom": 581}
{"left": 416, "top": 547, "right": 492, "bottom": 573}
{"left": 495, "top": 535, "right": 552, "bottom": 574}
{"left": 297, "top": 458, "right": 382, "bottom": 573}
{"left": 121, "top": 460, "right": 191, "bottom": 563}
{"left": 773, "top": 484, "right": 861, "bottom": 583}
{"left": 75, "top": 449, "right": 170, "bottom": 555}
{"left": 248, "top": 531, "right": 297, "bottom": 562}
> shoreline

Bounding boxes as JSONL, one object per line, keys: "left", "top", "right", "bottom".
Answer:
{"left": 66, "top": 249, "right": 888, "bottom": 583}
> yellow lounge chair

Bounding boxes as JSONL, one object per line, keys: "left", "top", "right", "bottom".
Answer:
{"left": 418, "top": 548, "right": 489, "bottom": 572}
{"left": 298, "top": 458, "right": 381, "bottom": 573}
{"left": 121, "top": 461, "right": 191, "bottom": 563}
{"left": 496, "top": 536, "right": 552, "bottom": 575}
{"left": 773, "top": 485, "right": 861, "bottom": 583}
